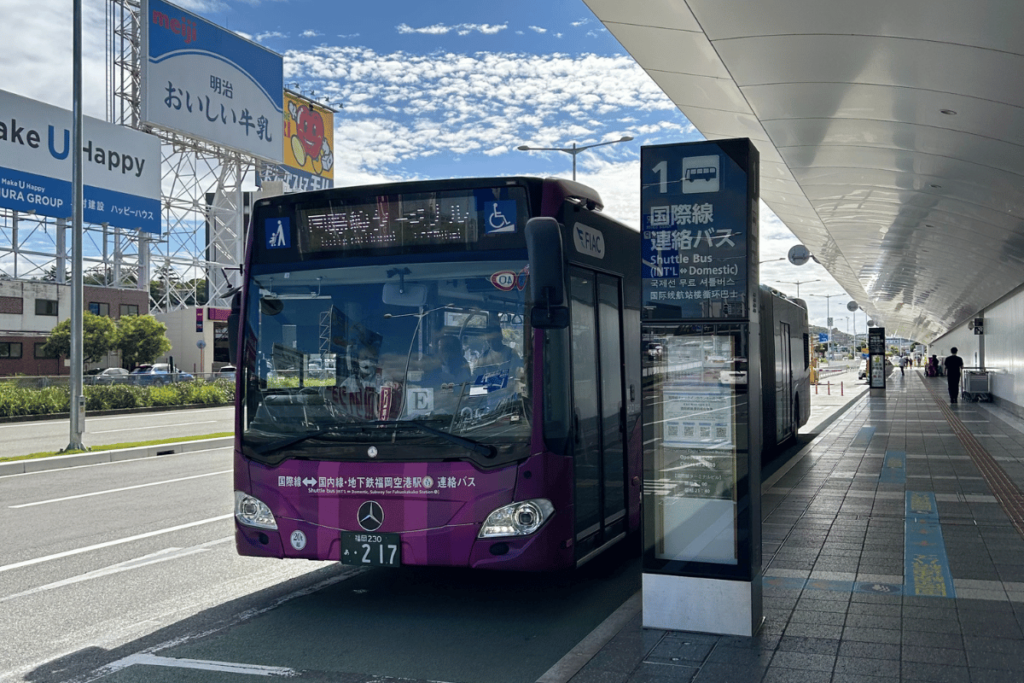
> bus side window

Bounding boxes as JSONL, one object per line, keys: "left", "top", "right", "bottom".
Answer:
{"left": 542, "top": 329, "right": 571, "bottom": 452}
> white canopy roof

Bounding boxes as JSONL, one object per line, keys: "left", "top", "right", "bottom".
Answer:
{"left": 585, "top": 0, "right": 1024, "bottom": 341}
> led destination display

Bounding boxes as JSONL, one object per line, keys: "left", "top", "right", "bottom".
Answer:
{"left": 296, "top": 188, "right": 527, "bottom": 254}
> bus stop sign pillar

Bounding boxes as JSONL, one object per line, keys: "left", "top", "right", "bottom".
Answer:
{"left": 868, "top": 327, "right": 886, "bottom": 394}
{"left": 640, "top": 138, "right": 763, "bottom": 636}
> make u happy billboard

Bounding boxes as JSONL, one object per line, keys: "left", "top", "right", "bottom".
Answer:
{"left": 0, "top": 89, "right": 161, "bottom": 234}
{"left": 141, "top": 0, "right": 283, "bottom": 163}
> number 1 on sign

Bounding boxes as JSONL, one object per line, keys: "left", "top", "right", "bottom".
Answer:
{"left": 652, "top": 160, "right": 668, "bottom": 193}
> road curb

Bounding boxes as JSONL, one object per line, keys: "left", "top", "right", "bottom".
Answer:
{"left": 0, "top": 436, "right": 234, "bottom": 477}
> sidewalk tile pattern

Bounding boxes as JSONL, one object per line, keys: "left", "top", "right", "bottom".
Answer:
{"left": 570, "top": 371, "right": 1024, "bottom": 683}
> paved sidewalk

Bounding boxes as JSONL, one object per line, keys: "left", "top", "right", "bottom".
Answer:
{"left": 563, "top": 368, "right": 1024, "bottom": 683}
{"left": 806, "top": 366, "right": 870, "bottom": 434}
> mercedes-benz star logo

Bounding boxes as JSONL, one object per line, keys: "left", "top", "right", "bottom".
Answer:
{"left": 357, "top": 501, "right": 384, "bottom": 532}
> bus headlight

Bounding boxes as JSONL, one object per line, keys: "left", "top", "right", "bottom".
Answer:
{"left": 478, "top": 499, "right": 554, "bottom": 538}
{"left": 234, "top": 491, "right": 278, "bottom": 530}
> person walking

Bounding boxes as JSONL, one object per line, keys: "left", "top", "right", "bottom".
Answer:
{"left": 943, "top": 348, "right": 965, "bottom": 404}
{"left": 899, "top": 355, "right": 908, "bottom": 376}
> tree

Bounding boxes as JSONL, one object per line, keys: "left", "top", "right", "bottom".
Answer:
{"left": 41, "top": 311, "right": 118, "bottom": 364}
{"left": 38, "top": 263, "right": 71, "bottom": 282}
{"left": 115, "top": 315, "right": 172, "bottom": 369}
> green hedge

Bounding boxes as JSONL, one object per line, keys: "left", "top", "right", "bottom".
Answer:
{"left": 0, "top": 379, "right": 236, "bottom": 417}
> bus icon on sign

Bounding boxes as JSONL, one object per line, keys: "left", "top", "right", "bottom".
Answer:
{"left": 682, "top": 155, "right": 720, "bottom": 194}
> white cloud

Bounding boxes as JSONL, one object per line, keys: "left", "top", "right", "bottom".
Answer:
{"left": 0, "top": 0, "right": 108, "bottom": 116}
{"left": 255, "top": 30, "right": 287, "bottom": 42}
{"left": 528, "top": 26, "right": 547, "bottom": 34}
{"left": 396, "top": 23, "right": 508, "bottom": 36}
{"left": 571, "top": 18, "right": 591, "bottom": 27}
{"left": 285, "top": 46, "right": 678, "bottom": 177}
{"left": 301, "top": 30, "right": 323, "bottom": 38}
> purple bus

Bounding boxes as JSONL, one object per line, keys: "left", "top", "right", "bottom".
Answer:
{"left": 231, "top": 177, "right": 642, "bottom": 571}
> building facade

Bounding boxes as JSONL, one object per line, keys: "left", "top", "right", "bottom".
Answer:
{"left": 0, "top": 280, "right": 150, "bottom": 376}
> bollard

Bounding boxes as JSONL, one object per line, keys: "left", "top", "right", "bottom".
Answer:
{"left": 827, "top": 381, "right": 831, "bottom": 395}
{"left": 841, "top": 381, "right": 844, "bottom": 396}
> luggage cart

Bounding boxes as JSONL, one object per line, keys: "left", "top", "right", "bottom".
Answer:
{"left": 961, "top": 367, "right": 992, "bottom": 402}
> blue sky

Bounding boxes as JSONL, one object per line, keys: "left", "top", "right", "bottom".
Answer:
{"left": 0, "top": 0, "right": 856, "bottom": 334}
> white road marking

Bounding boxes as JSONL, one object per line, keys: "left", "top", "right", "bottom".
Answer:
{"left": 0, "top": 537, "right": 232, "bottom": 603}
{"left": 73, "top": 569, "right": 366, "bottom": 683}
{"left": 0, "top": 514, "right": 233, "bottom": 574}
{"left": 90, "top": 420, "right": 220, "bottom": 434}
{"left": 9, "top": 470, "right": 231, "bottom": 508}
{"left": 101, "top": 653, "right": 296, "bottom": 677}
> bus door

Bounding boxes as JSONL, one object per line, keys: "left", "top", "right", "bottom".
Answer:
{"left": 777, "top": 322, "right": 793, "bottom": 439}
{"left": 569, "top": 268, "right": 627, "bottom": 561}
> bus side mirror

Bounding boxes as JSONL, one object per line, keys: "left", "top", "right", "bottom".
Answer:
{"left": 526, "top": 217, "right": 569, "bottom": 329}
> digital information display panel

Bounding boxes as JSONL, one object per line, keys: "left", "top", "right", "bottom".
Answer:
{"left": 869, "top": 327, "right": 886, "bottom": 389}
{"left": 646, "top": 328, "right": 742, "bottom": 566}
{"left": 298, "top": 188, "right": 526, "bottom": 254}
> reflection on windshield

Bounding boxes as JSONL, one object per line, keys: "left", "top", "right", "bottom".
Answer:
{"left": 242, "top": 260, "right": 531, "bottom": 452}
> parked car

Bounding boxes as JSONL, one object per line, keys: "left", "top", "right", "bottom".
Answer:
{"left": 218, "top": 365, "right": 237, "bottom": 381}
{"left": 85, "top": 367, "right": 131, "bottom": 385}
{"left": 130, "top": 364, "right": 194, "bottom": 385}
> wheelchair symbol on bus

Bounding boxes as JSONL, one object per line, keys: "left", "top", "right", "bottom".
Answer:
{"left": 485, "top": 201, "right": 517, "bottom": 234}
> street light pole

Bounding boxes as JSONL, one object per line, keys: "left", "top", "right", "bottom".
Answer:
{"left": 809, "top": 293, "right": 844, "bottom": 359}
{"left": 774, "top": 279, "right": 820, "bottom": 298}
{"left": 517, "top": 136, "right": 634, "bottom": 181}
{"left": 67, "top": 0, "right": 86, "bottom": 452}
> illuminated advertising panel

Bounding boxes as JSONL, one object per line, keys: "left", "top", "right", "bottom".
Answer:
{"left": 0, "top": 89, "right": 161, "bottom": 233}
{"left": 140, "top": 0, "right": 283, "bottom": 162}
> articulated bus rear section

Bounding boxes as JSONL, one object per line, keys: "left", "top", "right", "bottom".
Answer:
{"left": 758, "top": 286, "right": 811, "bottom": 470}
{"left": 230, "top": 177, "right": 641, "bottom": 571}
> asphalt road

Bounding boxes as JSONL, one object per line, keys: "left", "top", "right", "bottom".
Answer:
{"left": 0, "top": 445, "right": 641, "bottom": 683}
{"left": 1, "top": 406, "right": 235, "bottom": 459}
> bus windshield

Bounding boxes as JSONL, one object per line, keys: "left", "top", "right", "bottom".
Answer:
{"left": 241, "top": 259, "right": 531, "bottom": 460}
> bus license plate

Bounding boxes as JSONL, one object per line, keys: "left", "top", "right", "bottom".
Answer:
{"left": 341, "top": 532, "right": 401, "bottom": 567}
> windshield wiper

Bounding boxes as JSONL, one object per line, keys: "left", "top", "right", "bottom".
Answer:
{"left": 251, "top": 420, "right": 494, "bottom": 458}
{"left": 251, "top": 426, "right": 369, "bottom": 456}
{"left": 372, "top": 420, "right": 495, "bottom": 458}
